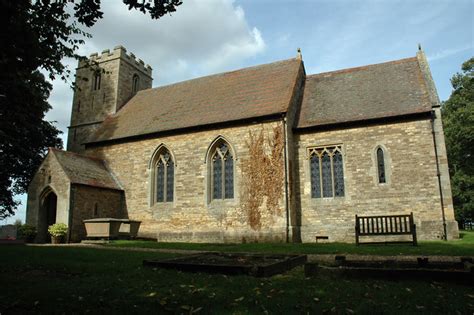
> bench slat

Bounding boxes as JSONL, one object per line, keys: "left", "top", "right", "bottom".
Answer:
{"left": 355, "top": 213, "right": 417, "bottom": 246}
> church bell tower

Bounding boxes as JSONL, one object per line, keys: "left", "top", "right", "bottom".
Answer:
{"left": 67, "top": 45, "right": 153, "bottom": 152}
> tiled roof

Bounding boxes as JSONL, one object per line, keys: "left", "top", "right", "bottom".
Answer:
{"left": 89, "top": 58, "right": 303, "bottom": 143}
{"left": 51, "top": 148, "right": 122, "bottom": 190}
{"left": 296, "top": 57, "right": 433, "bottom": 129}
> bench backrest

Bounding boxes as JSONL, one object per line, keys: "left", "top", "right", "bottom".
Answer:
{"left": 355, "top": 213, "right": 415, "bottom": 236}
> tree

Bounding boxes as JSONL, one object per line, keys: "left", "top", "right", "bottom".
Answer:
{"left": 442, "top": 57, "right": 474, "bottom": 225}
{"left": 0, "top": 0, "right": 182, "bottom": 219}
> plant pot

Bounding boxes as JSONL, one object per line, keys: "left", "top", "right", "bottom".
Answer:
{"left": 51, "top": 236, "right": 64, "bottom": 244}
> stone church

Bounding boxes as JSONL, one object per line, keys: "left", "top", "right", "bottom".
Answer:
{"left": 26, "top": 45, "right": 459, "bottom": 243}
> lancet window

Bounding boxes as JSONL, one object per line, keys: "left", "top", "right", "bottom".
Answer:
{"left": 210, "top": 141, "right": 234, "bottom": 200}
{"left": 377, "top": 147, "right": 386, "bottom": 184}
{"left": 154, "top": 149, "right": 174, "bottom": 203}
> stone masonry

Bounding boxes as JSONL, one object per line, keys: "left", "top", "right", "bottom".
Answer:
{"left": 295, "top": 118, "right": 457, "bottom": 242}
{"left": 70, "top": 185, "right": 123, "bottom": 241}
{"left": 68, "top": 46, "right": 152, "bottom": 153}
{"left": 26, "top": 46, "right": 458, "bottom": 243}
{"left": 26, "top": 153, "right": 71, "bottom": 242}
{"left": 88, "top": 120, "right": 288, "bottom": 242}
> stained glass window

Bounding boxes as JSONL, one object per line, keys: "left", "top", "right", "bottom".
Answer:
{"left": 213, "top": 157, "right": 222, "bottom": 199}
{"left": 310, "top": 155, "right": 321, "bottom": 198}
{"left": 334, "top": 150, "right": 345, "bottom": 197}
{"left": 154, "top": 148, "right": 174, "bottom": 203}
{"left": 156, "top": 160, "right": 165, "bottom": 202}
{"left": 224, "top": 157, "right": 234, "bottom": 199}
{"left": 166, "top": 162, "right": 174, "bottom": 201}
{"left": 210, "top": 140, "right": 234, "bottom": 200}
{"left": 309, "top": 145, "right": 344, "bottom": 199}
{"left": 377, "top": 148, "right": 386, "bottom": 184}
{"left": 321, "top": 151, "right": 333, "bottom": 197}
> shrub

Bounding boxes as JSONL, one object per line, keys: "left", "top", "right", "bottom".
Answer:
{"left": 17, "top": 224, "right": 37, "bottom": 242}
{"left": 48, "top": 223, "right": 68, "bottom": 237}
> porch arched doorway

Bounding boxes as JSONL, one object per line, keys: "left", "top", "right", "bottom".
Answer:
{"left": 38, "top": 189, "right": 57, "bottom": 243}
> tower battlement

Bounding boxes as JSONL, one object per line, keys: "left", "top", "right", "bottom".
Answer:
{"left": 78, "top": 45, "right": 152, "bottom": 77}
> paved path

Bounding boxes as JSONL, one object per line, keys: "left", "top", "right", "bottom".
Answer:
{"left": 28, "top": 243, "right": 471, "bottom": 263}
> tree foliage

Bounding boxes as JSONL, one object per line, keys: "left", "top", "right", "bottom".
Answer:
{"left": 0, "top": 0, "right": 182, "bottom": 218}
{"left": 442, "top": 57, "right": 474, "bottom": 223}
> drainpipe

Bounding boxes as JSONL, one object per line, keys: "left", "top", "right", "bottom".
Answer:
{"left": 282, "top": 115, "right": 290, "bottom": 243}
{"left": 430, "top": 110, "right": 447, "bottom": 241}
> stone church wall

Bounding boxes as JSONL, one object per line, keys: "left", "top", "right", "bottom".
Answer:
{"left": 26, "top": 154, "right": 71, "bottom": 242}
{"left": 295, "top": 118, "right": 458, "bottom": 242}
{"left": 69, "top": 185, "right": 123, "bottom": 242}
{"left": 87, "top": 120, "right": 288, "bottom": 243}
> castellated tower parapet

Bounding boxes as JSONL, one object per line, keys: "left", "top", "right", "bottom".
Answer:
{"left": 67, "top": 45, "right": 153, "bottom": 153}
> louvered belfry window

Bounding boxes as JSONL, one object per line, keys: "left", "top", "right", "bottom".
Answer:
{"left": 132, "top": 74, "right": 139, "bottom": 93}
{"left": 155, "top": 151, "right": 174, "bottom": 203}
{"left": 309, "top": 145, "right": 345, "bottom": 198}
{"left": 212, "top": 142, "right": 234, "bottom": 200}
{"left": 93, "top": 72, "right": 101, "bottom": 90}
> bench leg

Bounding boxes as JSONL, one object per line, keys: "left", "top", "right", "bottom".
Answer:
{"left": 412, "top": 223, "right": 417, "bottom": 246}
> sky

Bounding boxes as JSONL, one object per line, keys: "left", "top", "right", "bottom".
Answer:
{"left": 2, "top": 0, "right": 473, "bottom": 225}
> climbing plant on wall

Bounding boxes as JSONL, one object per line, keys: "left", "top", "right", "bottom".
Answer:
{"left": 240, "top": 125, "right": 285, "bottom": 230}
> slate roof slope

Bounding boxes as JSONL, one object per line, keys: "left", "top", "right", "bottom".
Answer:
{"left": 90, "top": 58, "right": 303, "bottom": 144}
{"left": 51, "top": 148, "right": 122, "bottom": 190}
{"left": 296, "top": 57, "right": 433, "bottom": 129}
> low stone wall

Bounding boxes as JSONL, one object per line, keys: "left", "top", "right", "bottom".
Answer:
{"left": 156, "top": 230, "right": 287, "bottom": 243}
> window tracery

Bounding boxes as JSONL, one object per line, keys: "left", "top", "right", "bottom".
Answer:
{"left": 210, "top": 141, "right": 234, "bottom": 200}
{"left": 309, "top": 145, "right": 345, "bottom": 198}
{"left": 153, "top": 148, "right": 174, "bottom": 203}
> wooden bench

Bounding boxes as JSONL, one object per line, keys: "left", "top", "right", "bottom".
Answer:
{"left": 355, "top": 213, "right": 417, "bottom": 246}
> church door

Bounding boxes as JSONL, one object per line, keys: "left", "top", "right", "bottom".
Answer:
{"left": 39, "top": 191, "right": 57, "bottom": 242}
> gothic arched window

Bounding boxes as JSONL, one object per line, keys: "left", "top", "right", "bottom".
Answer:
{"left": 309, "top": 145, "right": 345, "bottom": 198}
{"left": 210, "top": 140, "right": 234, "bottom": 200}
{"left": 152, "top": 148, "right": 174, "bottom": 203}
{"left": 132, "top": 74, "right": 139, "bottom": 93}
{"left": 377, "top": 147, "right": 386, "bottom": 184}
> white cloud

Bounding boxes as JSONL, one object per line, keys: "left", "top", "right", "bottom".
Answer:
{"left": 84, "top": 0, "right": 265, "bottom": 85}
{"left": 428, "top": 45, "right": 473, "bottom": 62}
{"left": 43, "top": 0, "right": 265, "bottom": 152}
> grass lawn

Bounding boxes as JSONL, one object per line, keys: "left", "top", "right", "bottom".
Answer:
{"left": 108, "top": 230, "right": 474, "bottom": 257}
{"left": 1, "top": 245, "right": 473, "bottom": 314}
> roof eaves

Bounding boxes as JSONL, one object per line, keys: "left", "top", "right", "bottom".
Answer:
{"left": 85, "top": 112, "right": 286, "bottom": 146}
{"left": 71, "top": 182, "right": 124, "bottom": 191}
{"left": 295, "top": 110, "right": 432, "bottom": 131}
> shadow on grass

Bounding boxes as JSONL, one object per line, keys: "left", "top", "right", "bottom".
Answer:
{"left": 108, "top": 231, "right": 474, "bottom": 257}
{"left": 0, "top": 245, "right": 472, "bottom": 314}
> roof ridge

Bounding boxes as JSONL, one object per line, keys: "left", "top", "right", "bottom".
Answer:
{"left": 307, "top": 56, "right": 418, "bottom": 79}
{"left": 50, "top": 147, "right": 106, "bottom": 163}
{"left": 143, "top": 57, "right": 301, "bottom": 91}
